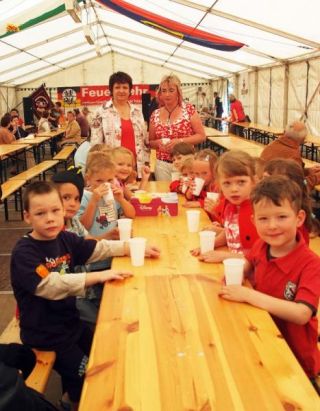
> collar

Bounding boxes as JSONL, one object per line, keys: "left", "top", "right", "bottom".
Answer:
{"left": 104, "top": 99, "right": 136, "bottom": 114}
{"left": 278, "top": 136, "right": 300, "bottom": 149}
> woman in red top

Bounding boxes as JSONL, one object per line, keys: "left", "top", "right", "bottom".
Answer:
{"left": 149, "top": 74, "right": 205, "bottom": 181}
{"left": 229, "top": 94, "right": 246, "bottom": 123}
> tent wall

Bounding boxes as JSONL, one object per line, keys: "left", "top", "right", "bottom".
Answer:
{"left": 0, "top": 87, "right": 17, "bottom": 115}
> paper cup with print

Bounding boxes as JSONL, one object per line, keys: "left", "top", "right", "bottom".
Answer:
{"left": 193, "top": 177, "right": 205, "bottom": 196}
{"left": 181, "top": 177, "right": 189, "bottom": 194}
{"left": 103, "top": 182, "right": 114, "bottom": 202}
{"left": 223, "top": 258, "right": 245, "bottom": 285}
{"left": 186, "top": 210, "right": 200, "bottom": 233}
{"left": 118, "top": 218, "right": 132, "bottom": 241}
{"left": 206, "top": 192, "right": 220, "bottom": 201}
{"left": 171, "top": 171, "right": 181, "bottom": 181}
{"left": 161, "top": 137, "right": 170, "bottom": 145}
{"left": 199, "top": 231, "right": 216, "bottom": 254}
{"left": 128, "top": 237, "right": 147, "bottom": 267}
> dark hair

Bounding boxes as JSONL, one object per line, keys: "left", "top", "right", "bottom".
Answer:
{"left": 10, "top": 108, "right": 19, "bottom": 115}
{"left": 172, "top": 142, "right": 195, "bottom": 157}
{"left": 23, "top": 181, "right": 60, "bottom": 212}
{"left": 74, "top": 108, "right": 80, "bottom": 116}
{"left": 109, "top": 71, "right": 133, "bottom": 96}
{"left": 52, "top": 166, "right": 84, "bottom": 200}
{"left": 251, "top": 175, "right": 302, "bottom": 213}
{"left": 55, "top": 102, "right": 62, "bottom": 108}
{"left": 1, "top": 113, "right": 12, "bottom": 128}
{"left": 41, "top": 110, "right": 49, "bottom": 118}
{"left": 67, "top": 111, "right": 74, "bottom": 116}
{"left": 264, "top": 158, "right": 315, "bottom": 231}
{"left": 216, "top": 150, "right": 255, "bottom": 179}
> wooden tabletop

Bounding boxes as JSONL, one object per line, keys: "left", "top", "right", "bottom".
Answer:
{"left": 12, "top": 136, "right": 51, "bottom": 145}
{"left": 0, "top": 143, "right": 30, "bottom": 158}
{"left": 36, "top": 128, "right": 66, "bottom": 138}
{"left": 208, "top": 135, "right": 264, "bottom": 157}
{"left": 234, "top": 122, "right": 284, "bottom": 135}
{"left": 80, "top": 182, "right": 319, "bottom": 411}
{"left": 204, "top": 126, "right": 229, "bottom": 137}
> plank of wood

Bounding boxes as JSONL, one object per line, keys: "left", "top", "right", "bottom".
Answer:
{"left": 53, "top": 145, "right": 76, "bottom": 161}
{"left": 1, "top": 179, "right": 26, "bottom": 200}
{"left": 9, "top": 160, "right": 58, "bottom": 181}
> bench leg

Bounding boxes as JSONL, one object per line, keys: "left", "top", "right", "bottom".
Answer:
{"left": 4, "top": 198, "right": 8, "bottom": 221}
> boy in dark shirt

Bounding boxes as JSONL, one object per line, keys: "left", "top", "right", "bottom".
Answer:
{"left": 11, "top": 181, "right": 159, "bottom": 408}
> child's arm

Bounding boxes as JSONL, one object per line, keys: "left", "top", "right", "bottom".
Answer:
{"left": 183, "top": 200, "right": 201, "bottom": 208}
{"left": 79, "top": 185, "right": 108, "bottom": 230}
{"left": 139, "top": 165, "right": 151, "bottom": 191}
{"left": 113, "top": 185, "right": 136, "bottom": 218}
{"left": 219, "top": 286, "right": 313, "bottom": 325}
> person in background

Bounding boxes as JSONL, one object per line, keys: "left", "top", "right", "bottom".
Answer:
{"left": 10, "top": 108, "right": 24, "bottom": 128}
{"left": 90, "top": 71, "right": 149, "bottom": 177}
{"left": 75, "top": 107, "right": 90, "bottom": 138}
{"left": 37, "top": 110, "right": 51, "bottom": 133}
{"left": 260, "top": 120, "right": 320, "bottom": 190}
{"left": 228, "top": 94, "right": 246, "bottom": 134}
{"left": 0, "top": 113, "right": 15, "bottom": 144}
{"left": 219, "top": 176, "right": 320, "bottom": 393}
{"left": 213, "top": 92, "right": 223, "bottom": 130}
{"left": 49, "top": 102, "right": 65, "bottom": 128}
{"left": 60, "top": 111, "right": 81, "bottom": 146}
{"left": 169, "top": 142, "right": 195, "bottom": 193}
{"left": 149, "top": 73, "right": 205, "bottom": 181}
{"left": 10, "top": 115, "right": 28, "bottom": 139}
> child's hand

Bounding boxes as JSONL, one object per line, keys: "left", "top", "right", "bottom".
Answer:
{"left": 198, "top": 250, "right": 226, "bottom": 263}
{"left": 183, "top": 201, "right": 200, "bottom": 208}
{"left": 204, "top": 198, "right": 218, "bottom": 213}
{"left": 103, "top": 228, "right": 120, "bottom": 240}
{"left": 201, "top": 223, "right": 224, "bottom": 235}
{"left": 112, "top": 184, "right": 124, "bottom": 201}
{"left": 219, "top": 285, "right": 249, "bottom": 302}
{"left": 92, "top": 183, "right": 108, "bottom": 202}
{"left": 141, "top": 165, "right": 151, "bottom": 181}
{"left": 99, "top": 270, "right": 133, "bottom": 283}
{"left": 190, "top": 247, "right": 201, "bottom": 256}
{"left": 145, "top": 245, "right": 161, "bottom": 258}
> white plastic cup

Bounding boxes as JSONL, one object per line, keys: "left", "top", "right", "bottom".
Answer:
{"left": 207, "top": 192, "right": 220, "bottom": 201}
{"left": 223, "top": 258, "right": 245, "bottom": 285}
{"left": 103, "top": 182, "right": 114, "bottom": 202}
{"left": 161, "top": 137, "right": 170, "bottom": 145}
{"left": 181, "top": 176, "right": 189, "bottom": 194}
{"left": 186, "top": 210, "right": 200, "bottom": 233}
{"left": 117, "top": 218, "right": 132, "bottom": 241}
{"left": 171, "top": 171, "right": 181, "bottom": 181}
{"left": 193, "top": 177, "right": 205, "bottom": 196}
{"left": 199, "top": 231, "right": 216, "bottom": 254}
{"left": 128, "top": 237, "right": 146, "bottom": 267}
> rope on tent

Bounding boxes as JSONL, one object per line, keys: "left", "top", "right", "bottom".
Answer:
{"left": 268, "top": 67, "right": 272, "bottom": 127}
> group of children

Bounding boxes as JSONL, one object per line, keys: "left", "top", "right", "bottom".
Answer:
{"left": 9, "top": 140, "right": 320, "bottom": 407}
{"left": 168, "top": 142, "right": 320, "bottom": 391}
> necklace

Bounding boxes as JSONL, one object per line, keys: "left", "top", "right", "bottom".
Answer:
{"left": 165, "top": 104, "right": 179, "bottom": 125}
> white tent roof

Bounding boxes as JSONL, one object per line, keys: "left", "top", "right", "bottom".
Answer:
{"left": 0, "top": 0, "right": 319, "bottom": 86}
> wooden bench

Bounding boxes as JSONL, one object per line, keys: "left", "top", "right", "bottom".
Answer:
{"left": 53, "top": 145, "right": 76, "bottom": 169}
{"left": 0, "top": 318, "right": 56, "bottom": 393}
{"left": 9, "top": 160, "right": 58, "bottom": 182}
{"left": 1, "top": 179, "right": 26, "bottom": 220}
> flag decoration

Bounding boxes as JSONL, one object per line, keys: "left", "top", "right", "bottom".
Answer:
{"left": 97, "top": 0, "right": 244, "bottom": 51}
{"left": 29, "top": 85, "right": 54, "bottom": 119}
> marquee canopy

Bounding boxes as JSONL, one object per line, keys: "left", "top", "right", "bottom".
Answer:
{"left": 0, "top": 0, "right": 319, "bottom": 86}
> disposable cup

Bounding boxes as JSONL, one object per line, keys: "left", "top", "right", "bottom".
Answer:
{"left": 103, "top": 182, "right": 114, "bottom": 202}
{"left": 171, "top": 171, "right": 181, "bottom": 181}
{"left": 186, "top": 210, "right": 200, "bottom": 233}
{"left": 193, "top": 177, "right": 205, "bottom": 196}
{"left": 181, "top": 177, "right": 189, "bottom": 194}
{"left": 199, "top": 231, "right": 216, "bottom": 254}
{"left": 128, "top": 237, "right": 147, "bottom": 267}
{"left": 206, "top": 192, "right": 220, "bottom": 201}
{"left": 117, "top": 218, "right": 132, "bottom": 241}
{"left": 223, "top": 258, "right": 245, "bottom": 285}
{"left": 161, "top": 137, "right": 170, "bottom": 145}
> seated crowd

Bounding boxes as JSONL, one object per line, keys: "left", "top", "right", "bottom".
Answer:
{"left": 1, "top": 72, "right": 319, "bottom": 409}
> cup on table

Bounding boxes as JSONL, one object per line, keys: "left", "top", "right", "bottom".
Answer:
{"left": 223, "top": 258, "right": 245, "bottom": 285}
{"left": 103, "top": 182, "right": 114, "bottom": 202}
{"left": 186, "top": 210, "right": 200, "bottom": 233}
{"left": 199, "top": 231, "right": 216, "bottom": 254}
{"left": 193, "top": 177, "right": 205, "bottom": 196}
{"left": 171, "top": 171, "right": 181, "bottom": 181}
{"left": 181, "top": 176, "right": 189, "bottom": 194}
{"left": 128, "top": 237, "right": 147, "bottom": 267}
{"left": 117, "top": 218, "right": 132, "bottom": 241}
{"left": 161, "top": 137, "right": 170, "bottom": 145}
{"left": 206, "top": 192, "right": 220, "bottom": 201}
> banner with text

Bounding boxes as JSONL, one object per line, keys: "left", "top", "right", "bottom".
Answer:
{"left": 57, "top": 84, "right": 158, "bottom": 106}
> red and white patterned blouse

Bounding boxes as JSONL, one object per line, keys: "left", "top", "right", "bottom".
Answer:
{"left": 150, "top": 102, "right": 196, "bottom": 162}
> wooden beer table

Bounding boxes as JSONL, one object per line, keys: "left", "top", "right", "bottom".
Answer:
{"left": 80, "top": 182, "right": 319, "bottom": 410}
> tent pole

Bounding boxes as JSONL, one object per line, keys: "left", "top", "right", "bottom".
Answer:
{"left": 283, "top": 63, "right": 289, "bottom": 128}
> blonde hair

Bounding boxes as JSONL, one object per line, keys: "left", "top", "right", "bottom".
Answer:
{"left": 88, "top": 144, "right": 111, "bottom": 154}
{"left": 112, "top": 147, "right": 135, "bottom": 165}
{"left": 85, "top": 152, "right": 115, "bottom": 176}
{"left": 181, "top": 157, "right": 193, "bottom": 172}
{"left": 158, "top": 73, "right": 183, "bottom": 105}
{"left": 216, "top": 150, "right": 255, "bottom": 179}
{"left": 194, "top": 149, "right": 218, "bottom": 177}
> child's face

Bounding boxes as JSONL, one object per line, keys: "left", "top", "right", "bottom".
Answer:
{"left": 113, "top": 154, "right": 133, "bottom": 181}
{"left": 24, "top": 191, "right": 64, "bottom": 241}
{"left": 59, "top": 183, "right": 81, "bottom": 220}
{"left": 253, "top": 198, "right": 305, "bottom": 254}
{"left": 192, "top": 160, "right": 213, "bottom": 186}
{"left": 86, "top": 168, "right": 115, "bottom": 189}
{"left": 181, "top": 168, "right": 193, "bottom": 178}
{"left": 219, "top": 174, "right": 255, "bottom": 205}
{"left": 173, "top": 154, "right": 193, "bottom": 171}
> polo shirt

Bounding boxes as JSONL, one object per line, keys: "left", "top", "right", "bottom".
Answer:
{"left": 247, "top": 235, "right": 320, "bottom": 377}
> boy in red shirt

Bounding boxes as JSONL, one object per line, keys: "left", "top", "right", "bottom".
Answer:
{"left": 220, "top": 176, "right": 320, "bottom": 391}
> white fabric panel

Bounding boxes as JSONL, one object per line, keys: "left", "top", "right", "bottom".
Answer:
{"left": 0, "top": 86, "right": 16, "bottom": 115}
{"left": 248, "top": 71, "right": 256, "bottom": 121}
{"left": 269, "top": 66, "right": 284, "bottom": 128}
{"left": 46, "top": 45, "right": 96, "bottom": 64}
{"left": 14, "top": 67, "right": 61, "bottom": 86}
{"left": 238, "top": 72, "right": 250, "bottom": 115}
{"left": 0, "top": 61, "right": 50, "bottom": 83}
{"left": 305, "top": 59, "right": 320, "bottom": 137}
{"left": 30, "top": 32, "right": 85, "bottom": 57}
{"left": 0, "top": 53, "right": 35, "bottom": 73}
{"left": 287, "top": 62, "right": 307, "bottom": 124}
{"left": 257, "top": 69, "right": 271, "bottom": 124}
